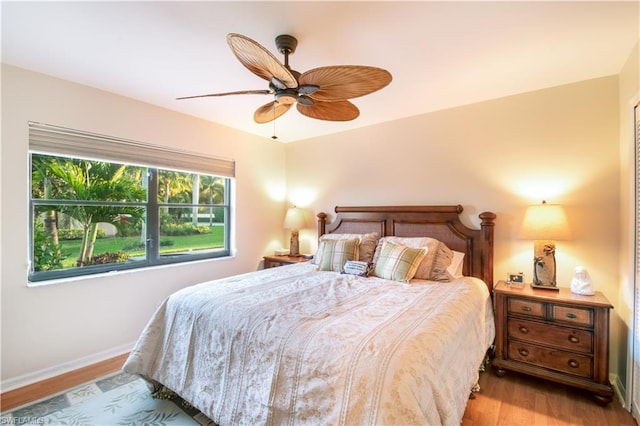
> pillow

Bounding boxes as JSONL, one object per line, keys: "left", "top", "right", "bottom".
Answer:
{"left": 355, "top": 233, "right": 379, "bottom": 264}
{"left": 314, "top": 232, "right": 379, "bottom": 264}
{"left": 373, "top": 236, "right": 454, "bottom": 281}
{"left": 316, "top": 238, "right": 360, "bottom": 272}
{"left": 447, "top": 250, "right": 465, "bottom": 278}
{"left": 373, "top": 241, "right": 427, "bottom": 283}
{"left": 341, "top": 260, "right": 373, "bottom": 277}
{"left": 428, "top": 241, "right": 455, "bottom": 281}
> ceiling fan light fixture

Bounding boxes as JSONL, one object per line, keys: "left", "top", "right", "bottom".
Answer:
{"left": 275, "top": 91, "right": 298, "bottom": 105}
{"left": 270, "top": 77, "right": 287, "bottom": 91}
{"left": 298, "top": 84, "right": 320, "bottom": 95}
{"left": 297, "top": 95, "right": 314, "bottom": 106}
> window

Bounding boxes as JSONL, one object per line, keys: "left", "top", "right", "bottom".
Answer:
{"left": 28, "top": 123, "right": 235, "bottom": 282}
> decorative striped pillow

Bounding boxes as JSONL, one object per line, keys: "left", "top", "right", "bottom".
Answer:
{"left": 373, "top": 241, "right": 428, "bottom": 283}
{"left": 316, "top": 238, "right": 360, "bottom": 272}
{"left": 313, "top": 232, "right": 379, "bottom": 264}
{"left": 372, "top": 236, "right": 454, "bottom": 281}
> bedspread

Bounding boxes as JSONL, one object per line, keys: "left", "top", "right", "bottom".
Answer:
{"left": 123, "top": 262, "right": 495, "bottom": 425}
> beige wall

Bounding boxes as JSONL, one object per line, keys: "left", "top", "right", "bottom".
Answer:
{"left": 286, "top": 76, "right": 625, "bottom": 387}
{"left": 0, "top": 65, "right": 288, "bottom": 386}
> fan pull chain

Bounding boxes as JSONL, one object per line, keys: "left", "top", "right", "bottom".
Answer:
{"left": 271, "top": 103, "right": 278, "bottom": 140}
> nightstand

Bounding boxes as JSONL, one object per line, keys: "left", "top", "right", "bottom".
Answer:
{"left": 263, "top": 255, "right": 310, "bottom": 269}
{"left": 492, "top": 280, "right": 614, "bottom": 405}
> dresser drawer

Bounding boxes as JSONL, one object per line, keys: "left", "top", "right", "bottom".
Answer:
{"left": 508, "top": 297, "right": 545, "bottom": 318}
{"left": 507, "top": 318, "right": 593, "bottom": 353}
{"left": 551, "top": 305, "right": 593, "bottom": 327}
{"left": 507, "top": 340, "right": 593, "bottom": 378}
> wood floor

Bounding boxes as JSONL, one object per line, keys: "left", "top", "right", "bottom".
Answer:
{"left": 463, "top": 369, "right": 636, "bottom": 426}
{"left": 1, "top": 354, "right": 637, "bottom": 425}
{"left": 1, "top": 353, "right": 129, "bottom": 411}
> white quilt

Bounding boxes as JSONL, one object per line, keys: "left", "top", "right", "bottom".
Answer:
{"left": 123, "top": 262, "right": 495, "bottom": 426}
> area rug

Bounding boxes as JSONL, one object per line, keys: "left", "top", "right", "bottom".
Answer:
{"left": 1, "top": 371, "right": 215, "bottom": 425}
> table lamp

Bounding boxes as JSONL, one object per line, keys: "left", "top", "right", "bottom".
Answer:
{"left": 284, "top": 206, "right": 305, "bottom": 257}
{"left": 519, "top": 200, "right": 571, "bottom": 290}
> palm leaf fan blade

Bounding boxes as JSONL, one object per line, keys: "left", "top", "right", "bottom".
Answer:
{"left": 297, "top": 100, "right": 360, "bottom": 121}
{"left": 254, "top": 101, "right": 292, "bottom": 123}
{"left": 299, "top": 66, "right": 392, "bottom": 102}
{"left": 227, "top": 33, "right": 297, "bottom": 89}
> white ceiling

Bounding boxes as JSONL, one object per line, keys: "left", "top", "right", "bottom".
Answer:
{"left": 2, "top": 1, "right": 638, "bottom": 143}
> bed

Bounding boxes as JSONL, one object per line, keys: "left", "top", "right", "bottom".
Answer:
{"left": 123, "top": 205, "right": 497, "bottom": 425}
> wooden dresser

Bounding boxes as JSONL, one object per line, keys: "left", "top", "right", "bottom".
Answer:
{"left": 492, "top": 281, "right": 614, "bottom": 405}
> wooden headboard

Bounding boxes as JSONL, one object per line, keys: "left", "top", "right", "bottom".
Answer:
{"left": 317, "top": 205, "right": 496, "bottom": 292}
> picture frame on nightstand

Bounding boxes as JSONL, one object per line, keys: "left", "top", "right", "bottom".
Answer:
{"left": 507, "top": 272, "right": 525, "bottom": 287}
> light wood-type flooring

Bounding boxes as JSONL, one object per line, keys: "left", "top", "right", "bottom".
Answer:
{"left": 1, "top": 353, "right": 636, "bottom": 425}
{"left": 464, "top": 368, "right": 636, "bottom": 425}
{"left": 1, "top": 353, "right": 129, "bottom": 412}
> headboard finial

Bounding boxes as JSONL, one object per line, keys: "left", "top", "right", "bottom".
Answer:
{"left": 479, "top": 211, "right": 497, "bottom": 225}
{"left": 317, "top": 212, "right": 328, "bottom": 237}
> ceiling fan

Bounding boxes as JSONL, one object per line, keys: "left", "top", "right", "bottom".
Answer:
{"left": 177, "top": 33, "right": 392, "bottom": 123}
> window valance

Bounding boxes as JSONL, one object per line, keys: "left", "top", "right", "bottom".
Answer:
{"left": 28, "top": 122, "right": 235, "bottom": 178}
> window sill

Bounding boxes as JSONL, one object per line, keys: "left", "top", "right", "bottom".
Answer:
{"left": 26, "top": 254, "right": 236, "bottom": 288}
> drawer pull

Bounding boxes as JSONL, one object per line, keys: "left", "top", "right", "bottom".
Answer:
{"left": 566, "top": 313, "right": 577, "bottom": 319}
{"left": 521, "top": 306, "right": 532, "bottom": 312}
{"left": 568, "top": 359, "right": 579, "bottom": 369}
{"left": 519, "top": 326, "right": 529, "bottom": 334}
{"left": 518, "top": 348, "right": 529, "bottom": 357}
{"left": 568, "top": 335, "right": 580, "bottom": 344}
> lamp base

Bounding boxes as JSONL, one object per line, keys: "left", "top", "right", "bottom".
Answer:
{"left": 532, "top": 239, "right": 557, "bottom": 287}
{"left": 530, "top": 283, "right": 560, "bottom": 291}
{"left": 289, "top": 230, "right": 300, "bottom": 257}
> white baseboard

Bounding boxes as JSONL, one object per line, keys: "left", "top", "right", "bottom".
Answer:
{"left": 610, "top": 373, "right": 630, "bottom": 410}
{"left": 1, "top": 342, "right": 134, "bottom": 393}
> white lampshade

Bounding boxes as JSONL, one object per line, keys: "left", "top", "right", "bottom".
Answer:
{"left": 284, "top": 207, "right": 305, "bottom": 230}
{"left": 519, "top": 201, "right": 571, "bottom": 241}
